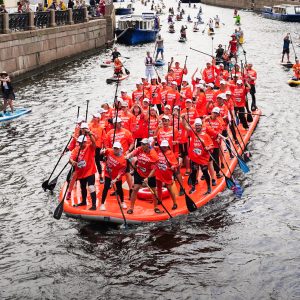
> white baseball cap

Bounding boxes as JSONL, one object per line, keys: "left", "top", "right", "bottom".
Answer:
{"left": 164, "top": 105, "right": 171, "bottom": 110}
{"left": 136, "top": 81, "right": 142, "bottom": 85}
{"left": 93, "top": 113, "right": 100, "bottom": 118}
{"left": 185, "top": 98, "right": 192, "bottom": 103}
{"left": 113, "top": 141, "right": 122, "bottom": 149}
{"left": 220, "top": 80, "right": 226, "bottom": 85}
{"left": 121, "top": 101, "right": 128, "bottom": 107}
{"left": 77, "top": 135, "right": 87, "bottom": 143}
{"left": 220, "top": 93, "right": 227, "bottom": 100}
{"left": 113, "top": 117, "right": 122, "bottom": 123}
{"left": 225, "top": 91, "right": 232, "bottom": 95}
{"left": 171, "top": 81, "right": 177, "bottom": 85}
{"left": 161, "top": 79, "right": 167, "bottom": 83}
{"left": 143, "top": 98, "right": 150, "bottom": 103}
{"left": 141, "top": 138, "right": 150, "bottom": 144}
{"left": 194, "top": 118, "right": 202, "bottom": 125}
{"left": 120, "top": 89, "right": 127, "bottom": 93}
{"left": 162, "top": 115, "right": 170, "bottom": 120}
{"left": 173, "top": 105, "right": 180, "bottom": 110}
{"left": 212, "top": 107, "right": 221, "bottom": 114}
{"left": 237, "top": 79, "right": 243, "bottom": 84}
{"left": 76, "top": 116, "right": 85, "bottom": 124}
{"left": 208, "top": 83, "right": 214, "bottom": 88}
{"left": 116, "top": 97, "right": 123, "bottom": 102}
{"left": 160, "top": 140, "right": 169, "bottom": 147}
{"left": 98, "top": 108, "right": 107, "bottom": 114}
{"left": 80, "top": 122, "right": 89, "bottom": 129}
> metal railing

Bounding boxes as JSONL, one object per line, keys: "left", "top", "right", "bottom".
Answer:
{"left": 9, "top": 13, "right": 29, "bottom": 31}
{"left": 34, "top": 11, "right": 51, "bottom": 28}
{"left": 55, "top": 10, "right": 69, "bottom": 26}
{"left": 73, "top": 8, "right": 84, "bottom": 24}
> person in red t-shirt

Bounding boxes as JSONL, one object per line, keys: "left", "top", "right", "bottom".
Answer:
{"left": 69, "top": 129, "right": 97, "bottom": 210}
{"left": 120, "top": 89, "right": 133, "bottom": 108}
{"left": 131, "top": 103, "right": 147, "bottom": 146}
{"left": 100, "top": 142, "right": 127, "bottom": 211}
{"left": 202, "top": 61, "right": 217, "bottom": 84}
{"left": 182, "top": 117, "right": 214, "bottom": 195}
{"left": 155, "top": 140, "right": 178, "bottom": 209}
{"left": 172, "top": 61, "right": 188, "bottom": 90}
{"left": 228, "top": 35, "right": 238, "bottom": 59}
{"left": 165, "top": 81, "right": 181, "bottom": 109}
{"left": 245, "top": 63, "right": 258, "bottom": 111}
{"left": 126, "top": 138, "right": 161, "bottom": 214}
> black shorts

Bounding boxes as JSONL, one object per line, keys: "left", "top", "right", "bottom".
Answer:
{"left": 282, "top": 48, "right": 289, "bottom": 55}
{"left": 133, "top": 170, "right": 156, "bottom": 187}
{"left": 179, "top": 142, "right": 188, "bottom": 157}
{"left": 125, "top": 160, "right": 131, "bottom": 173}
{"left": 3, "top": 91, "right": 15, "bottom": 100}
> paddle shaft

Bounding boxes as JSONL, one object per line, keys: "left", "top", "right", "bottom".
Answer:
{"left": 107, "top": 167, "right": 128, "bottom": 227}
{"left": 44, "top": 106, "right": 80, "bottom": 186}
{"left": 112, "top": 74, "right": 121, "bottom": 144}
{"left": 289, "top": 33, "right": 298, "bottom": 59}
{"left": 190, "top": 47, "right": 214, "bottom": 58}
{"left": 183, "top": 116, "right": 232, "bottom": 180}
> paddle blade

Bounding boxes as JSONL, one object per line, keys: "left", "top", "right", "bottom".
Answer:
{"left": 185, "top": 194, "right": 197, "bottom": 212}
{"left": 225, "top": 176, "right": 235, "bottom": 189}
{"left": 237, "top": 156, "right": 250, "bottom": 173}
{"left": 42, "top": 180, "right": 49, "bottom": 191}
{"left": 124, "top": 68, "right": 130, "bottom": 75}
{"left": 47, "top": 177, "right": 58, "bottom": 191}
{"left": 53, "top": 200, "right": 64, "bottom": 220}
{"left": 247, "top": 113, "right": 253, "bottom": 122}
{"left": 230, "top": 181, "right": 243, "bottom": 198}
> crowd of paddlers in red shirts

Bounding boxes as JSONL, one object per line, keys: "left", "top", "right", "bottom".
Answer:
{"left": 64, "top": 44, "right": 258, "bottom": 215}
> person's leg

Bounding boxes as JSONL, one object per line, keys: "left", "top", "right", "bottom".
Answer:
{"left": 156, "top": 179, "right": 163, "bottom": 201}
{"left": 222, "top": 129, "right": 233, "bottom": 157}
{"left": 237, "top": 107, "right": 248, "bottom": 129}
{"left": 189, "top": 161, "right": 198, "bottom": 194}
{"left": 95, "top": 148, "right": 103, "bottom": 181}
{"left": 200, "top": 164, "right": 211, "bottom": 194}
{"left": 3, "top": 98, "right": 8, "bottom": 113}
{"left": 101, "top": 176, "right": 111, "bottom": 206}
{"left": 8, "top": 99, "right": 14, "bottom": 113}
{"left": 167, "top": 182, "right": 178, "bottom": 208}
{"left": 79, "top": 177, "right": 88, "bottom": 205}
{"left": 87, "top": 174, "right": 97, "bottom": 209}
{"left": 250, "top": 84, "right": 257, "bottom": 110}
{"left": 116, "top": 180, "right": 124, "bottom": 203}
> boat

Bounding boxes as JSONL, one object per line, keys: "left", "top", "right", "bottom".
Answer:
{"left": 114, "top": 13, "right": 159, "bottom": 45}
{"left": 287, "top": 77, "right": 300, "bottom": 86}
{"left": 0, "top": 107, "right": 31, "bottom": 122}
{"left": 115, "top": 4, "right": 133, "bottom": 16}
{"left": 178, "top": 37, "right": 187, "bottom": 42}
{"left": 262, "top": 5, "right": 300, "bottom": 22}
{"left": 57, "top": 110, "right": 261, "bottom": 224}
{"left": 154, "top": 59, "right": 165, "bottom": 66}
{"left": 281, "top": 61, "right": 294, "bottom": 68}
{"left": 106, "top": 73, "right": 129, "bottom": 84}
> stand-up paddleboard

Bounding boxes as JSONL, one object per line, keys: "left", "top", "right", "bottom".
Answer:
{"left": 106, "top": 74, "right": 129, "bottom": 84}
{"left": 281, "top": 62, "right": 293, "bottom": 68}
{"left": 100, "top": 60, "right": 114, "bottom": 68}
{"left": 0, "top": 108, "right": 31, "bottom": 122}
{"left": 58, "top": 111, "right": 262, "bottom": 225}
{"left": 288, "top": 77, "right": 300, "bottom": 87}
{"left": 178, "top": 37, "right": 187, "bottom": 42}
{"left": 154, "top": 59, "right": 165, "bottom": 66}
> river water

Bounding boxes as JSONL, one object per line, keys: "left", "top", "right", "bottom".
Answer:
{"left": 0, "top": 2, "right": 300, "bottom": 299}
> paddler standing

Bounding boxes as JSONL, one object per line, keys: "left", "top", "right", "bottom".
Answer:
{"left": 245, "top": 63, "right": 258, "bottom": 111}
{"left": 111, "top": 47, "right": 121, "bottom": 62}
{"left": 155, "top": 34, "right": 164, "bottom": 61}
{"left": 145, "top": 51, "right": 155, "bottom": 81}
{"left": 70, "top": 129, "right": 97, "bottom": 210}
{"left": 282, "top": 34, "right": 291, "bottom": 63}
{"left": 0, "top": 71, "right": 15, "bottom": 114}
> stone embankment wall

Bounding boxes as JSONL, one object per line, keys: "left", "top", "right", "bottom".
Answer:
{"left": 0, "top": 9, "right": 115, "bottom": 79}
{"left": 201, "top": 0, "right": 300, "bottom": 11}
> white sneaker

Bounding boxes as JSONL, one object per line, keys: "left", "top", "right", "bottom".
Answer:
{"left": 100, "top": 204, "right": 106, "bottom": 211}
{"left": 121, "top": 202, "right": 127, "bottom": 209}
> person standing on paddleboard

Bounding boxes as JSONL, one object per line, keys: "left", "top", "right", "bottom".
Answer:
{"left": 0, "top": 71, "right": 15, "bottom": 114}
{"left": 245, "top": 63, "right": 258, "bottom": 111}
{"left": 145, "top": 51, "right": 155, "bottom": 81}
{"left": 70, "top": 127, "right": 97, "bottom": 210}
{"left": 155, "top": 34, "right": 164, "bottom": 61}
{"left": 111, "top": 47, "right": 121, "bottom": 62}
{"left": 282, "top": 34, "right": 291, "bottom": 63}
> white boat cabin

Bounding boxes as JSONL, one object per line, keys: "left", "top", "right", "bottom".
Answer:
{"left": 117, "top": 13, "right": 156, "bottom": 30}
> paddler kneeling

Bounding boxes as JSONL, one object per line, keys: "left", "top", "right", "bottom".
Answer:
{"left": 126, "top": 138, "right": 161, "bottom": 214}
{"left": 99, "top": 142, "right": 127, "bottom": 211}
{"left": 70, "top": 128, "right": 97, "bottom": 210}
{"left": 156, "top": 140, "right": 178, "bottom": 210}
{"left": 114, "top": 57, "right": 123, "bottom": 76}
{"left": 292, "top": 58, "right": 300, "bottom": 80}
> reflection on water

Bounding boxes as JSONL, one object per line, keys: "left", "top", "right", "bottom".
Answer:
{"left": 0, "top": 1, "right": 300, "bottom": 299}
